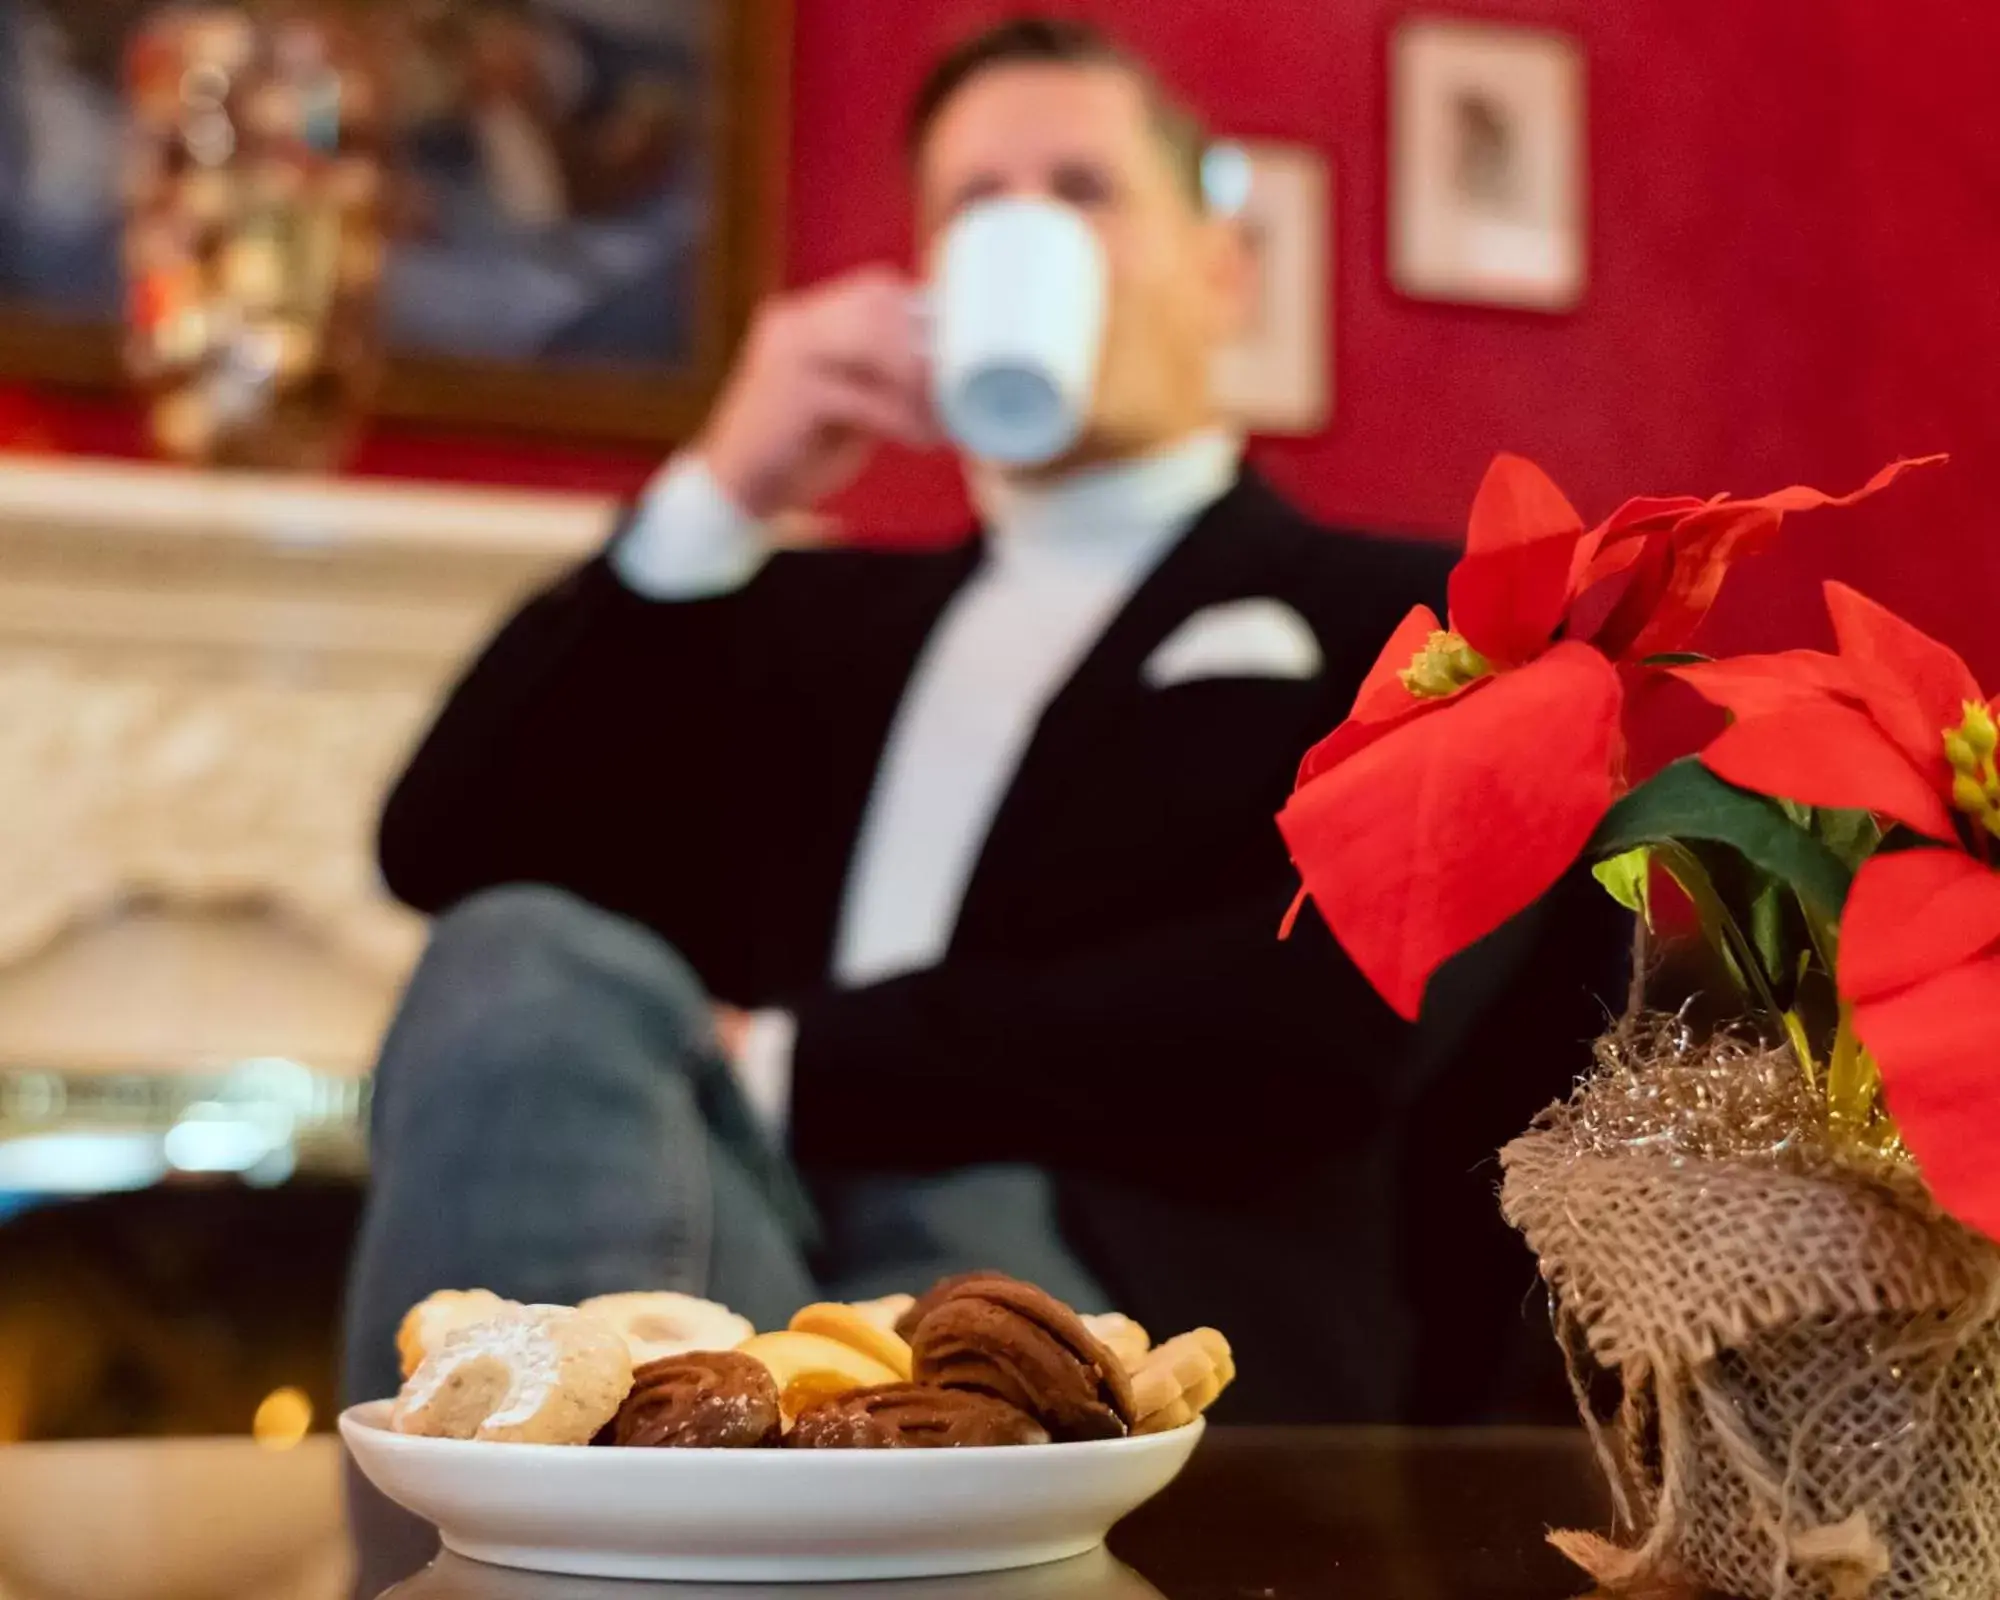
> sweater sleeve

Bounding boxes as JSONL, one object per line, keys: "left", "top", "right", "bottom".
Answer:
{"left": 613, "top": 456, "right": 773, "bottom": 599}
{"left": 785, "top": 891, "right": 1414, "bottom": 1182}
{"left": 377, "top": 528, "right": 770, "bottom": 989}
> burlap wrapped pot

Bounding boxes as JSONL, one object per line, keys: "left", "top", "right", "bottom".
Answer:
{"left": 1502, "top": 1090, "right": 2000, "bottom": 1600}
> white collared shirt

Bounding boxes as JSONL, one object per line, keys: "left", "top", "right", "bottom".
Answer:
{"left": 613, "top": 431, "right": 1243, "bottom": 1123}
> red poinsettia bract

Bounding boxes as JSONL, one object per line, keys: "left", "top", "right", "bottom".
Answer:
{"left": 1278, "top": 455, "right": 1940, "bottom": 1021}
{"left": 1674, "top": 583, "right": 2000, "bottom": 1236}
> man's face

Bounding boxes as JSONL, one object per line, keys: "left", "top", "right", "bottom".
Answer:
{"left": 916, "top": 63, "right": 1247, "bottom": 470}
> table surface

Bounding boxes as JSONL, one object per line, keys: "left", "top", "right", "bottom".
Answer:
{"left": 0, "top": 1427, "right": 1622, "bottom": 1600}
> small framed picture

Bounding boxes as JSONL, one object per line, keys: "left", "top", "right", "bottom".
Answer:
{"left": 1389, "top": 18, "right": 1586, "bottom": 312}
{"left": 1208, "top": 141, "right": 1331, "bottom": 433}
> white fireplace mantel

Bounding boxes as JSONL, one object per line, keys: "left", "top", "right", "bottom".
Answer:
{"left": 0, "top": 453, "right": 618, "bottom": 678}
{"left": 0, "top": 453, "right": 620, "bottom": 1079}
{"left": 0, "top": 452, "right": 617, "bottom": 553}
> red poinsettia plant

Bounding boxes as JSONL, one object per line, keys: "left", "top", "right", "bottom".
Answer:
{"left": 1278, "top": 450, "right": 2000, "bottom": 1241}
{"left": 1673, "top": 584, "right": 2000, "bottom": 1236}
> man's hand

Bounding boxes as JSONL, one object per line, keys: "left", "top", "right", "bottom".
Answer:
{"left": 711, "top": 1003, "right": 793, "bottom": 1134}
{"left": 696, "top": 267, "right": 936, "bottom": 520}
{"left": 712, "top": 1002, "right": 753, "bottom": 1064}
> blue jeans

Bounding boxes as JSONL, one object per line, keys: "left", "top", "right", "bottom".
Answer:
{"left": 341, "top": 886, "right": 1105, "bottom": 1404}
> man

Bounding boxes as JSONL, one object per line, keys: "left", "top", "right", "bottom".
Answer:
{"left": 344, "top": 16, "right": 1605, "bottom": 1421}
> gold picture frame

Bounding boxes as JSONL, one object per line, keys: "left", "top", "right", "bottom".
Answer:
{"left": 1389, "top": 17, "right": 1586, "bottom": 313}
{"left": 0, "top": 0, "right": 791, "bottom": 445}
{"left": 1209, "top": 140, "right": 1332, "bottom": 434}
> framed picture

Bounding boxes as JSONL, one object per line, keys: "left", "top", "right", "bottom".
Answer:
{"left": 0, "top": 0, "right": 789, "bottom": 444}
{"left": 1208, "top": 141, "right": 1331, "bottom": 434}
{"left": 1389, "top": 17, "right": 1585, "bottom": 312}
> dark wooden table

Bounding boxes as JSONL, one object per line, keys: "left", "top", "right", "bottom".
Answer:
{"left": 347, "top": 1428, "right": 1614, "bottom": 1600}
{"left": 0, "top": 1427, "right": 1614, "bottom": 1598}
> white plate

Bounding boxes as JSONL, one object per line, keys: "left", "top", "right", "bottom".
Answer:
{"left": 390, "top": 1545, "right": 1166, "bottom": 1600}
{"left": 339, "top": 1402, "right": 1203, "bottom": 1583}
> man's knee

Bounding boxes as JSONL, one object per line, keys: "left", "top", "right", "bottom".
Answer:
{"left": 426, "top": 883, "right": 613, "bottom": 964}
{"left": 382, "top": 884, "right": 709, "bottom": 1104}
{"left": 425, "top": 884, "right": 706, "bottom": 1014}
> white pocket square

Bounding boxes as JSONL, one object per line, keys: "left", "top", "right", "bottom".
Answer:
{"left": 1141, "top": 599, "right": 1324, "bottom": 688}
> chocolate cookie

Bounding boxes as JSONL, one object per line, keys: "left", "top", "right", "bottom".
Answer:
{"left": 894, "top": 1271, "right": 1006, "bottom": 1341}
{"left": 609, "top": 1349, "right": 782, "bottom": 1448}
{"left": 787, "top": 1382, "right": 1050, "bottom": 1448}
{"left": 909, "top": 1277, "right": 1136, "bottom": 1441}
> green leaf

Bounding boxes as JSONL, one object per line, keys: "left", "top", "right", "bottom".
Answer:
{"left": 1590, "top": 759, "right": 1853, "bottom": 919}
{"left": 1781, "top": 1008, "right": 1819, "bottom": 1086}
{"left": 1592, "top": 846, "right": 1654, "bottom": 926}
{"left": 1640, "top": 652, "right": 1711, "bottom": 667}
{"left": 1652, "top": 842, "right": 1785, "bottom": 1021}
{"left": 1749, "top": 874, "right": 1788, "bottom": 984}
{"left": 1815, "top": 807, "right": 1881, "bottom": 868}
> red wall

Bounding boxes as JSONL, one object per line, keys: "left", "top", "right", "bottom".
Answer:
{"left": 6, "top": 0, "right": 1996, "bottom": 680}
{"left": 784, "top": 0, "right": 2000, "bottom": 681}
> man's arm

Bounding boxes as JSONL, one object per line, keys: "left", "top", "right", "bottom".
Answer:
{"left": 781, "top": 892, "right": 1414, "bottom": 1183}
{"left": 778, "top": 859, "right": 1626, "bottom": 1189}
{"left": 380, "top": 264, "right": 935, "bottom": 941}
{"left": 377, "top": 465, "right": 770, "bottom": 962}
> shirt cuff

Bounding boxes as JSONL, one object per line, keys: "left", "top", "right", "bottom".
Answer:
{"left": 611, "top": 455, "right": 770, "bottom": 599}
{"left": 732, "top": 1008, "right": 796, "bottom": 1137}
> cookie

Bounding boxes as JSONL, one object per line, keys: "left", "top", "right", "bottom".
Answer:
{"left": 609, "top": 1350, "right": 782, "bottom": 1448}
{"left": 788, "top": 1302, "right": 914, "bottom": 1380}
{"left": 1082, "top": 1313, "right": 1152, "bottom": 1375}
{"left": 392, "top": 1305, "right": 633, "bottom": 1445}
{"left": 895, "top": 1271, "right": 1001, "bottom": 1341}
{"left": 395, "top": 1288, "right": 515, "bottom": 1381}
{"left": 847, "top": 1294, "right": 915, "bottom": 1338}
{"left": 578, "top": 1291, "right": 755, "bottom": 1364}
{"left": 788, "top": 1383, "right": 1049, "bottom": 1449}
{"left": 909, "top": 1276, "right": 1135, "bottom": 1441}
{"left": 1128, "top": 1328, "right": 1234, "bottom": 1435}
{"left": 737, "top": 1330, "right": 903, "bottom": 1423}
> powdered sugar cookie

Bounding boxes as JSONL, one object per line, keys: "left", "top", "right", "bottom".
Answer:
{"left": 578, "top": 1291, "right": 754, "bottom": 1364}
{"left": 392, "top": 1305, "right": 633, "bottom": 1445}
{"left": 396, "top": 1288, "right": 515, "bottom": 1380}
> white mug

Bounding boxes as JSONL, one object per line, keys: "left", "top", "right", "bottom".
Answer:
{"left": 928, "top": 198, "right": 1107, "bottom": 466}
